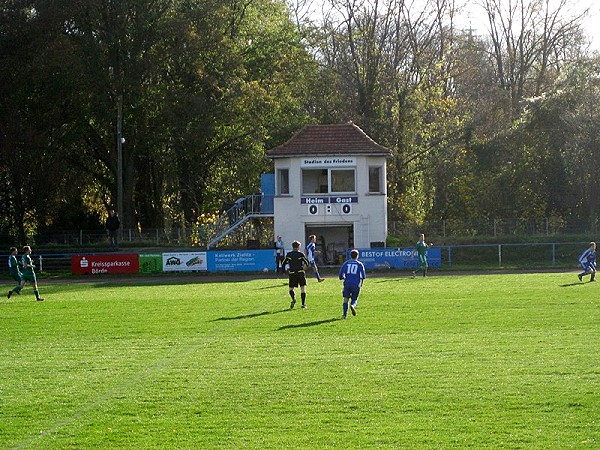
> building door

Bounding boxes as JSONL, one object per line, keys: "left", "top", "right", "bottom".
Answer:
{"left": 305, "top": 225, "right": 354, "bottom": 265}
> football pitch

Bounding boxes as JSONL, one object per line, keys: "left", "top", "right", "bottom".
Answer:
{"left": 1, "top": 272, "right": 599, "bottom": 449}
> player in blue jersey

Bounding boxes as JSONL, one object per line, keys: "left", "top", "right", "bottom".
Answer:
{"left": 577, "top": 241, "right": 596, "bottom": 282}
{"left": 305, "top": 235, "right": 324, "bottom": 282}
{"left": 339, "top": 249, "right": 366, "bottom": 318}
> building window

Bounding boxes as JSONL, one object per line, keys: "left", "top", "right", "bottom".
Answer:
{"left": 278, "top": 169, "right": 289, "bottom": 195}
{"left": 368, "top": 166, "right": 383, "bottom": 193}
{"left": 302, "top": 168, "right": 356, "bottom": 194}
{"left": 331, "top": 169, "right": 355, "bottom": 193}
{"left": 302, "top": 169, "right": 328, "bottom": 194}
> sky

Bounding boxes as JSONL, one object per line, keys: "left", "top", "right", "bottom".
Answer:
{"left": 462, "top": 0, "right": 600, "bottom": 51}
{"left": 299, "top": 0, "right": 600, "bottom": 51}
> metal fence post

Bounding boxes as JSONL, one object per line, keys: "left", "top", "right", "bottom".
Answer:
{"left": 498, "top": 244, "right": 502, "bottom": 266}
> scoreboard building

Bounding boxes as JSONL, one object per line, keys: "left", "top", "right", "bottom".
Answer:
{"left": 266, "top": 123, "right": 392, "bottom": 265}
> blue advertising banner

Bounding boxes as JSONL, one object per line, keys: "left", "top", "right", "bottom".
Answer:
{"left": 208, "top": 249, "right": 277, "bottom": 272}
{"left": 356, "top": 247, "right": 442, "bottom": 270}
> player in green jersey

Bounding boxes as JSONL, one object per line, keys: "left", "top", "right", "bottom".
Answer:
{"left": 7, "top": 247, "right": 23, "bottom": 298}
{"left": 412, "top": 233, "right": 433, "bottom": 278}
{"left": 20, "top": 245, "right": 45, "bottom": 301}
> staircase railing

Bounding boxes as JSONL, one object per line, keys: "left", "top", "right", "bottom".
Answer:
{"left": 207, "top": 194, "right": 273, "bottom": 249}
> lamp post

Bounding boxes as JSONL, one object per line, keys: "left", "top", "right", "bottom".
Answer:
{"left": 116, "top": 94, "right": 124, "bottom": 240}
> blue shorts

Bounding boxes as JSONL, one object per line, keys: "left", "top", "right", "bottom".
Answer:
{"left": 342, "top": 284, "right": 361, "bottom": 302}
{"left": 583, "top": 263, "right": 596, "bottom": 272}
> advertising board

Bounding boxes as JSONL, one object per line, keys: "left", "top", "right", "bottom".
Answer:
{"left": 208, "top": 250, "right": 276, "bottom": 272}
{"left": 356, "top": 247, "right": 442, "bottom": 270}
{"left": 162, "top": 252, "right": 208, "bottom": 272}
{"left": 71, "top": 254, "right": 140, "bottom": 275}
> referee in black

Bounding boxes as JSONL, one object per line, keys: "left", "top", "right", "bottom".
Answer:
{"left": 282, "top": 240, "right": 311, "bottom": 309}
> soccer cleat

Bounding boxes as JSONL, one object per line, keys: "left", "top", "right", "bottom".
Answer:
{"left": 411, "top": 271, "right": 416, "bottom": 279}
{"left": 342, "top": 315, "right": 347, "bottom": 319}
{"left": 318, "top": 278, "right": 325, "bottom": 282}
{"left": 578, "top": 274, "right": 583, "bottom": 281}
{"left": 7, "top": 290, "right": 12, "bottom": 299}
{"left": 301, "top": 304, "right": 308, "bottom": 309}
{"left": 290, "top": 299, "right": 296, "bottom": 309}
{"left": 37, "top": 297, "right": 45, "bottom": 302}
{"left": 350, "top": 304, "right": 356, "bottom": 316}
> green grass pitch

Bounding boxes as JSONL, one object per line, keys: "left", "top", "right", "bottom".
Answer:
{"left": 1, "top": 272, "right": 599, "bottom": 449}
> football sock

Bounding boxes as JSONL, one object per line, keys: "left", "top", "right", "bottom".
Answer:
{"left": 301, "top": 292, "right": 306, "bottom": 305}
{"left": 289, "top": 289, "right": 295, "bottom": 300}
{"left": 315, "top": 271, "right": 321, "bottom": 280}
{"left": 34, "top": 289, "right": 40, "bottom": 300}
{"left": 13, "top": 284, "right": 21, "bottom": 293}
{"left": 343, "top": 302, "right": 348, "bottom": 317}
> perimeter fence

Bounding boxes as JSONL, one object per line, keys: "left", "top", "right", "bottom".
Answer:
{"left": 389, "top": 217, "right": 599, "bottom": 239}
{"left": 3, "top": 217, "right": 599, "bottom": 249}
{"left": 21, "top": 241, "right": 588, "bottom": 276}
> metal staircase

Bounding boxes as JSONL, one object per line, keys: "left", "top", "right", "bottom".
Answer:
{"left": 207, "top": 194, "right": 274, "bottom": 250}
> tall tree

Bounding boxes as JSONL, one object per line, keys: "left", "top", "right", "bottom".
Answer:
{"left": 481, "top": 0, "right": 587, "bottom": 118}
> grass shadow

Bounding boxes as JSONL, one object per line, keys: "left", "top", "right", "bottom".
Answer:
{"left": 560, "top": 282, "right": 591, "bottom": 287}
{"left": 256, "top": 283, "right": 289, "bottom": 290}
{"left": 276, "top": 317, "right": 341, "bottom": 330}
{"left": 212, "top": 309, "right": 289, "bottom": 322}
{"left": 373, "top": 278, "right": 406, "bottom": 283}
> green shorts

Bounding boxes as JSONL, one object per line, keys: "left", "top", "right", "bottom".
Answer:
{"left": 10, "top": 272, "right": 22, "bottom": 283}
{"left": 21, "top": 272, "right": 37, "bottom": 283}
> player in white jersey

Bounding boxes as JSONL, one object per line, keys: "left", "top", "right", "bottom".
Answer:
{"left": 577, "top": 241, "right": 596, "bottom": 282}
{"left": 305, "top": 235, "right": 324, "bottom": 282}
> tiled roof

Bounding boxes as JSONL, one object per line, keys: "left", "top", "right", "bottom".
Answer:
{"left": 267, "top": 122, "right": 391, "bottom": 158}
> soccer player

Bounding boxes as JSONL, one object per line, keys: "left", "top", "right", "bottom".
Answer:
{"left": 339, "top": 249, "right": 366, "bottom": 319}
{"left": 305, "top": 234, "right": 324, "bottom": 282}
{"left": 577, "top": 241, "right": 596, "bottom": 282}
{"left": 282, "top": 240, "right": 310, "bottom": 309}
{"left": 20, "top": 245, "right": 45, "bottom": 301}
{"left": 412, "top": 233, "right": 433, "bottom": 278}
{"left": 7, "top": 247, "right": 23, "bottom": 299}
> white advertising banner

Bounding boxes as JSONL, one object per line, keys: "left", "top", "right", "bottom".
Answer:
{"left": 162, "top": 252, "right": 208, "bottom": 272}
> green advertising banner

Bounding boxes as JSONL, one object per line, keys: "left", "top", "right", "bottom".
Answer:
{"left": 139, "top": 253, "right": 163, "bottom": 273}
